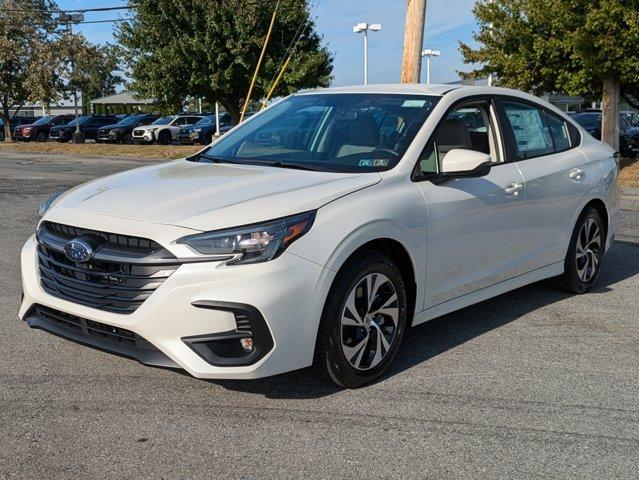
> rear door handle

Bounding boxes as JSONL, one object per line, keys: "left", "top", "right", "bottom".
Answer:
{"left": 569, "top": 168, "right": 585, "bottom": 181}
{"left": 504, "top": 182, "right": 524, "bottom": 196}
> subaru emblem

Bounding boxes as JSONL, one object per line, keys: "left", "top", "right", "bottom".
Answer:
{"left": 64, "top": 238, "right": 94, "bottom": 263}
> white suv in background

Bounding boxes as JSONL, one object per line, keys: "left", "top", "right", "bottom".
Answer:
{"left": 132, "top": 114, "right": 205, "bottom": 144}
{"left": 21, "top": 85, "right": 619, "bottom": 388}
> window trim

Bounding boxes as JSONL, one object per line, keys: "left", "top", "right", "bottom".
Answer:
{"left": 493, "top": 95, "right": 582, "bottom": 163}
{"left": 411, "top": 95, "right": 507, "bottom": 182}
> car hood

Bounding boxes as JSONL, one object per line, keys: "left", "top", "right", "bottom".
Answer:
{"left": 53, "top": 159, "right": 381, "bottom": 231}
{"left": 98, "top": 124, "right": 119, "bottom": 131}
{"left": 135, "top": 124, "right": 173, "bottom": 131}
{"left": 50, "top": 125, "right": 75, "bottom": 131}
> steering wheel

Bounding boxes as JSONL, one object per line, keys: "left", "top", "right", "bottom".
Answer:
{"left": 371, "top": 148, "right": 400, "bottom": 159}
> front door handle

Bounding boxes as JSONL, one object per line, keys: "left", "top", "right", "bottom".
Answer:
{"left": 569, "top": 168, "right": 585, "bottom": 181}
{"left": 504, "top": 182, "right": 524, "bottom": 196}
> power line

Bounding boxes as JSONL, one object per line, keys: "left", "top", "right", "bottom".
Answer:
{"left": 0, "top": 6, "right": 132, "bottom": 14}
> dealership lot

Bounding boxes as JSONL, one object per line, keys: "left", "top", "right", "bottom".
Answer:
{"left": 0, "top": 152, "right": 638, "bottom": 479}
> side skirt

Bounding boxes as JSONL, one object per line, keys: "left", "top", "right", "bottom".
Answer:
{"left": 412, "top": 261, "right": 564, "bottom": 326}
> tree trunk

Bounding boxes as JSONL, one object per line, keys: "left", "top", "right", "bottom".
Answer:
{"left": 601, "top": 78, "right": 620, "bottom": 152}
{"left": 225, "top": 102, "right": 241, "bottom": 126}
{"left": 1, "top": 104, "right": 13, "bottom": 142}
{"left": 400, "top": 0, "right": 428, "bottom": 83}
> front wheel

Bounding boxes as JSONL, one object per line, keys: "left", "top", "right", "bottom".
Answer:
{"left": 555, "top": 207, "right": 605, "bottom": 294}
{"left": 314, "top": 252, "right": 408, "bottom": 388}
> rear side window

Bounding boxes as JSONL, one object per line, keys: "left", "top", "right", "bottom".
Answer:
{"left": 501, "top": 101, "right": 554, "bottom": 159}
{"left": 546, "top": 112, "right": 571, "bottom": 152}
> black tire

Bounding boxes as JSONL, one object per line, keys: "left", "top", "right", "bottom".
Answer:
{"left": 35, "top": 131, "right": 46, "bottom": 142}
{"left": 123, "top": 132, "right": 133, "bottom": 144}
{"left": 555, "top": 207, "right": 605, "bottom": 294}
{"left": 0, "top": 131, "right": 4, "bottom": 142}
{"left": 204, "top": 133, "right": 213, "bottom": 145}
{"left": 158, "top": 130, "right": 171, "bottom": 145}
{"left": 313, "top": 251, "right": 408, "bottom": 388}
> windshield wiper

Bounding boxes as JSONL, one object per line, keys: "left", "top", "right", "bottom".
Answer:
{"left": 266, "top": 161, "right": 324, "bottom": 171}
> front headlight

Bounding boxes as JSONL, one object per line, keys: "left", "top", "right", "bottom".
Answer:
{"left": 193, "top": 128, "right": 202, "bottom": 133}
{"left": 109, "top": 129, "right": 119, "bottom": 135}
{"left": 177, "top": 211, "right": 315, "bottom": 265}
{"left": 147, "top": 127, "right": 158, "bottom": 132}
{"left": 38, "top": 191, "right": 65, "bottom": 217}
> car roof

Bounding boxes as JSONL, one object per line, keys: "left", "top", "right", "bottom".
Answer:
{"left": 299, "top": 83, "right": 461, "bottom": 96}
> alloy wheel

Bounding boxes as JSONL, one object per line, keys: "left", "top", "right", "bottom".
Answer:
{"left": 575, "top": 218, "right": 602, "bottom": 282}
{"left": 340, "top": 273, "right": 399, "bottom": 371}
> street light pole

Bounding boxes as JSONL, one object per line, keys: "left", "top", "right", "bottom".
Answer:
{"left": 353, "top": 23, "right": 381, "bottom": 86}
{"left": 421, "top": 49, "right": 440, "bottom": 84}
{"left": 58, "top": 13, "right": 84, "bottom": 140}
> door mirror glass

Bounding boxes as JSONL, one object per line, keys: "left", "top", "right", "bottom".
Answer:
{"left": 440, "top": 149, "right": 492, "bottom": 176}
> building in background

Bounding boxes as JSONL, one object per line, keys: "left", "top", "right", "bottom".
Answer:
{"left": 90, "top": 92, "right": 157, "bottom": 115}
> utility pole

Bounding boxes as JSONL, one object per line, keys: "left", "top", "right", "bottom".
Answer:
{"left": 400, "top": 0, "right": 428, "bottom": 83}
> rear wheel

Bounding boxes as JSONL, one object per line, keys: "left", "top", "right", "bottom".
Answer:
{"left": 555, "top": 207, "right": 605, "bottom": 294}
{"left": 314, "top": 252, "right": 407, "bottom": 388}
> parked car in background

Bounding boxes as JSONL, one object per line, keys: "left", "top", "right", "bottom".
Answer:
{"left": 23, "top": 85, "right": 619, "bottom": 388}
{"left": 14, "top": 115, "right": 75, "bottom": 142}
{"left": 132, "top": 115, "right": 205, "bottom": 144}
{"left": 620, "top": 110, "right": 639, "bottom": 127}
{"left": 571, "top": 111, "right": 633, "bottom": 157}
{"left": 48, "top": 115, "right": 119, "bottom": 142}
{"left": 0, "top": 116, "right": 37, "bottom": 141}
{"left": 96, "top": 114, "right": 161, "bottom": 144}
{"left": 177, "top": 113, "right": 232, "bottom": 145}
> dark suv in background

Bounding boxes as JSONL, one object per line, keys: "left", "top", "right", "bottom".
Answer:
{"left": 96, "top": 114, "right": 161, "bottom": 144}
{"left": 14, "top": 115, "right": 75, "bottom": 142}
{"left": 48, "top": 115, "right": 118, "bottom": 142}
{"left": 571, "top": 111, "right": 634, "bottom": 157}
{"left": 177, "top": 113, "right": 232, "bottom": 145}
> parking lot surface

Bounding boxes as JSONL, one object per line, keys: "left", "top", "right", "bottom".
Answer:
{"left": 1, "top": 151, "right": 638, "bottom": 479}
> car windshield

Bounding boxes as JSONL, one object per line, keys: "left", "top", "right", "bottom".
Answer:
{"left": 573, "top": 113, "right": 601, "bottom": 129}
{"left": 66, "top": 116, "right": 91, "bottom": 126}
{"left": 199, "top": 93, "right": 439, "bottom": 172}
{"left": 33, "top": 116, "right": 55, "bottom": 125}
{"left": 116, "top": 115, "right": 145, "bottom": 126}
{"left": 152, "top": 116, "right": 175, "bottom": 125}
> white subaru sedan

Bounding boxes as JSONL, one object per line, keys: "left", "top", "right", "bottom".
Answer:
{"left": 20, "top": 85, "right": 619, "bottom": 388}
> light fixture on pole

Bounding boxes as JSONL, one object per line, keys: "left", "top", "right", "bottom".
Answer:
{"left": 353, "top": 22, "right": 381, "bottom": 85}
{"left": 421, "top": 49, "right": 441, "bottom": 84}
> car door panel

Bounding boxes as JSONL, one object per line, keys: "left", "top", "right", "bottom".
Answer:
{"left": 419, "top": 163, "right": 526, "bottom": 307}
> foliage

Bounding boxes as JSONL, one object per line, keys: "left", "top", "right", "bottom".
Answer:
{"left": 0, "top": 0, "right": 60, "bottom": 140}
{"left": 460, "top": 0, "right": 639, "bottom": 105}
{"left": 0, "top": 0, "right": 122, "bottom": 141}
{"left": 117, "top": 0, "right": 333, "bottom": 122}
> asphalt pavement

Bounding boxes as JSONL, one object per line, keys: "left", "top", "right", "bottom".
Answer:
{"left": 1, "top": 151, "right": 638, "bottom": 479}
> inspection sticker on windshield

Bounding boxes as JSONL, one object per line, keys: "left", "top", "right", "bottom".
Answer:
{"left": 359, "top": 159, "right": 389, "bottom": 167}
{"left": 402, "top": 99, "right": 427, "bottom": 108}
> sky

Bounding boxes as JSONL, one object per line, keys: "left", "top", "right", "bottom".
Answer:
{"left": 56, "top": 0, "right": 479, "bottom": 87}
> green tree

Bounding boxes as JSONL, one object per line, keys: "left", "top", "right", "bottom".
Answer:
{"left": 460, "top": 0, "right": 639, "bottom": 150}
{"left": 61, "top": 35, "right": 123, "bottom": 108}
{"left": 0, "top": 0, "right": 60, "bottom": 141}
{"left": 117, "top": 0, "right": 333, "bottom": 123}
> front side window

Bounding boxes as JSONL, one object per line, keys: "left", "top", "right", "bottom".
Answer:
{"left": 502, "top": 101, "right": 554, "bottom": 159}
{"left": 199, "top": 94, "right": 439, "bottom": 172}
{"left": 416, "top": 101, "right": 499, "bottom": 176}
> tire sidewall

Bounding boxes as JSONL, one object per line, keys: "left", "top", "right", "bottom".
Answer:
{"left": 318, "top": 253, "right": 408, "bottom": 387}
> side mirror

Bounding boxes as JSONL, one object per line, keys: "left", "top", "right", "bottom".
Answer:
{"left": 440, "top": 149, "right": 492, "bottom": 178}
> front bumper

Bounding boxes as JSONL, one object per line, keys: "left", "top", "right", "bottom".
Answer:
{"left": 19, "top": 223, "right": 329, "bottom": 379}
{"left": 132, "top": 130, "right": 155, "bottom": 143}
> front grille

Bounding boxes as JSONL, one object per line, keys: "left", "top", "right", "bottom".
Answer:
{"left": 133, "top": 129, "right": 144, "bottom": 136}
{"left": 37, "top": 222, "right": 181, "bottom": 314}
